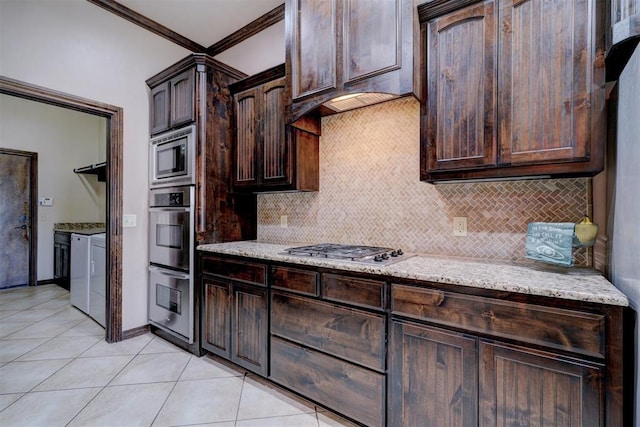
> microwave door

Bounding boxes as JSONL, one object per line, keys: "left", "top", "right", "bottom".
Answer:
{"left": 156, "top": 140, "right": 186, "bottom": 178}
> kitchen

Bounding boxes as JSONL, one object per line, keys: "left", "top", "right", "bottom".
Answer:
{"left": 1, "top": 0, "right": 639, "bottom": 426}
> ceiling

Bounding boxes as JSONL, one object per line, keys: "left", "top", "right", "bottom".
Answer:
{"left": 113, "top": 0, "right": 285, "bottom": 75}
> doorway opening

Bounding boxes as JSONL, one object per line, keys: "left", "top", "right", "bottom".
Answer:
{"left": 0, "top": 76, "right": 123, "bottom": 343}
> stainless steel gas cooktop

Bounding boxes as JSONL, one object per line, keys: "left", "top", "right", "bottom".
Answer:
{"left": 284, "top": 243, "right": 410, "bottom": 265}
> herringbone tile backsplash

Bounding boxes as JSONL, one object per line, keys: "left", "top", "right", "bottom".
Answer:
{"left": 257, "top": 97, "right": 589, "bottom": 265}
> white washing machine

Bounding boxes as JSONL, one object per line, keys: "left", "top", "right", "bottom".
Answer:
{"left": 89, "top": 233, "right": 106, "bottom": 327}
{"left": 70, "top": 234, "right": 91, "bottom": 314}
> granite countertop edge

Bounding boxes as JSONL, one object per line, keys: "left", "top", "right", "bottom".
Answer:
{"left": 197, "top": 241, "right": 629, "bottom": 307}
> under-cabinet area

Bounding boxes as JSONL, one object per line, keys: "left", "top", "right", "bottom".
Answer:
{"left": 197, "top": 242, "right": 629, "bottom": 427}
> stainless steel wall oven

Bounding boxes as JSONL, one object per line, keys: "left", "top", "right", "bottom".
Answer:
{"left": 148, "top": 185, "right": 194, "bottom": 343}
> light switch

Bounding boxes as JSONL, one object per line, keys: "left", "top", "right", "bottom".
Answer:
{"left": 123, "top": 214, "right": 136, "bottom": 228}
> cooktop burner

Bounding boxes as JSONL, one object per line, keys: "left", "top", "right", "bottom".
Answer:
{"left": 284, "top": 243, "right": 409, "bottom": 265}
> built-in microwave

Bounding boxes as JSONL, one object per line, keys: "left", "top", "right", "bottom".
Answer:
{"left": 149, "top": 125, "right": 196, "bottom": 188}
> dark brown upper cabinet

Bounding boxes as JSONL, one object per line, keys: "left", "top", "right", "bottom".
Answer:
{"left": 231, "top": 65, "right": 320, "bottom": 192}
{"left": 419, "top": 0, "right": 606, "bottom": 182}
{"left": 149, "top": 69, "right": 195, "bottom": 135}
{"left": 286, "top": 0, "right": 421, "bottom": 122}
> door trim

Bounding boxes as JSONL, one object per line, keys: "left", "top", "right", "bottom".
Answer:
{"left": 0, "top": 76, "right": 123, "bottom": 343}
{"left": 0, "top": 148, "right": 37, "bottom": 288}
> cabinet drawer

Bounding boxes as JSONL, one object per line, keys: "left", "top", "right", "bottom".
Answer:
{"left": 392, "top": 284, "right": 605, "bottom": 358}
{"left": 270, "top": 336, "right": 385, "bottom": 427}
{"left": 54, "top": 232, "right": 71, "bottom": 244}
{"left": 271, "top": 292, "right": 385, "bottom": 371}
{"left": 322, "top": 273, "right": 385, "bottom": 310}
{"left": 271, "top": 266, "right": 318, "bottom": 296}
{"left": 201, "top": 256, "right": 266, "bottom": 286}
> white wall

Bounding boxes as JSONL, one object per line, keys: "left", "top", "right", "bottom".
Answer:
{"left": 609, "top": 46, "right": 640, "bottom": 424}
{"left": 0, "top": 95, "right": 106, "bottom": 280}
{"left": 0, "top": 0, "right": 190, "bottom": 331}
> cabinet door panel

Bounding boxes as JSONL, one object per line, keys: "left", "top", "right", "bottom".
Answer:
{"left": 426, "top": 1, "right": 497, "bottom": 171}
{"left": 261, "top": 79, "right": 289, "bottom": 183}
{"left": 271, "top": 291, "right": 385, "bottom": 371}
{"left": 234, "top": 88, "right": 258, "bottom": 186}
{"left": 499, "top": 0, "right": 591, "bottom": 165}
{"left": 389, "top": 320, "right": 478, "bottom": 427}
{"left": 170, "top": 69, "right": 195, "bottom": 128}
{"left": 291, "top": 0, "right": 337, "bottom": 99}
{"left": 271, "top": 336, "right": 385, "bottom": 427}
{"left": 233, "top": 283, "right": 268, "bottom": 375}
{"left": 150, "top": 83, "right": 170, "bottom": 135}
{"left": 480, "top": 341, "right": 603, "bottom": 427}
{"left": 203, "top": 279, "right": 231, "bottom": 358}
{"left": 344, "top": 0, "right": 400, "bottom": 82}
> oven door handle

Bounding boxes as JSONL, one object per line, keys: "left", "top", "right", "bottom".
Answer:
{"left": 149, "top": 266, "right": 190, "bottom": 280}
{"left": 148, "top": 207, "right": 191, "bottom": 212}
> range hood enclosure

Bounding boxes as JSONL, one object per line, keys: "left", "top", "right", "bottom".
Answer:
{"left": 286, "top": 0, "right": 421, "bottom": 121}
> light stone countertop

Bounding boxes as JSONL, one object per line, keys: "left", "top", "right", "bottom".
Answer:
{"left": 197, "top": 241, "right": 629, "bottom": 307}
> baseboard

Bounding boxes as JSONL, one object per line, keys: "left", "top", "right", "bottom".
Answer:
{"left": 122, "top": 324, "right": 150, "bottom": 340}
{"left": 37, "top": 279, "right": 57, "bottom": 286}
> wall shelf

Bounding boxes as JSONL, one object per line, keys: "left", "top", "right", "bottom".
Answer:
{"left": 74, "top": 162, "right": 107, "bottom": 182}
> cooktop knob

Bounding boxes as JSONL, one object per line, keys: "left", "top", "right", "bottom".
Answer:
{"left": 381, "top": 253, "right": 389, "bottom": 260}
{"left": 374, "top": 255, "right": 383, "bottom": 262}
{"left": 396, "top": 249, "right": 404, "bottom": 255}
{"left": 390, "top": 251, "right": 398, "bottom": 257}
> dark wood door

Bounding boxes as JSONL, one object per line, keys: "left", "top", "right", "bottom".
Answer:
{"left": 260, "top": 78, "right": 289, "bottom": 186}
{"left": 425, "top": 0, "right": 497, "bottom": 172}
{"left": 0, "top": 148, "right": 37, "bottom": 288}
{"left": 388, "top": 320, "right": 478, "bottom": 426}
{"left": 203, "top": 278, "right": 231, "bottom": 358}
{"left": 290, "top": 0, "right": 337, "bottom": 100}
{"left": 479, "top": 341, "right": 603, "bottom": 427}
{"left": 498, "top": 0, "right": 593, "bottom": 165}
{"left": 234, "top": 87, "right": 259, "bottom": 187}
{"left": 169, "top": 69, "right": 195, "bottom": 128}
{"left": 150, "top": 82, "right": 170, "bottom": 135}
{"left": 343, "top": 0, "right": 400, "bottom": 84}
{"left": 232, "top": 282, "right": 268, "bottom": 375}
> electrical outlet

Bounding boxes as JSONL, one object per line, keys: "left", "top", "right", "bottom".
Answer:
{"left": 280, "top": 215, "right": 288, "bottom": 228}
{"left": 453, "top": 217, "right": 467, "bottom": 236}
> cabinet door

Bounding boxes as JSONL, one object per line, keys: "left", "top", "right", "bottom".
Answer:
{"left": 53, "top": 242, "right": 62, "bottom": 279}
{"left": 479, "top": 341, "right": 603, "bottom": 427}
{"left": 498, "top": 0, "right": 593, "bottom": 165}
{"left": 232, "top": 283, "right": 268, "bottom": 376}
{"left": 425, "top": 0, "right": 497, "bottom": 172}
{"left": 234, "top": 87, "right": 259, "bottom": 188}
{"left": 150, "top": 82, "right": 170, "bottom": 135}
{"left": 343, "top": 0, "right": 400, "bottom": 83}
{"left": 260, "top": 78, "right": 290, "bottom": 186}
{"left": 170, "top": 69, "right": 195, "bottom": 128}
{"left": 290, "top": 0, "right": 337, "bottom": 99}
{"left": 203, "top": 278, "right": 231, "bottom": 358}
{"left": 389, "top": 320, "right": 478, "bottom": 427}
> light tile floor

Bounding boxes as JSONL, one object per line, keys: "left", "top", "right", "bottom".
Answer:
{"left": 0, "top": 284, "right": 357, "bottom": 427}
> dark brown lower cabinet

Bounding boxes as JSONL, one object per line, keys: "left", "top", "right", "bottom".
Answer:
{"left": 198, "top": 253, "right": 624, "bottom": 426}
{"left": 53, "top": 231, "right": 71, "bottom": 289}
{"left": 388, "top": 320, "right": 478, "bottom": 427}
{"left": 479, "top": 341, "right": 603, "bottom": 427}
{"left": 202, "top": 277, "right": 268, "bottom": 376}
{"left": 270, "top": 336, "right": 385, "bottom": 427}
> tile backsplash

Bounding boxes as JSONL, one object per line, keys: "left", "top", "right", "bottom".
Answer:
{"left": 257, "top": 97, "right": 589, "bottom": 265}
